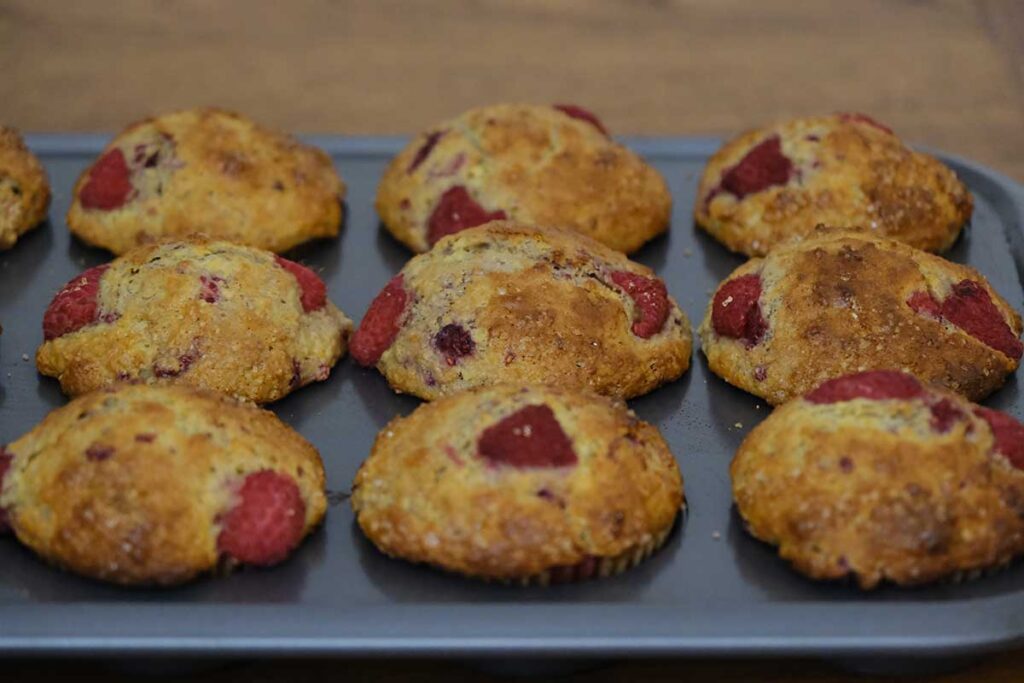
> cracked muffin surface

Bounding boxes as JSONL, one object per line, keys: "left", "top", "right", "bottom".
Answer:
{"left": 0, "top": 125, "right": 50, "bottom": 250}
{"left": 696, "top": 113, "right": 972, "bottom": 256}
{"left": 699, "top": 227, "right": 1021, "bottom": 405}
{"left": 0, "top": 383, "right": 326, "bottom": 585}
{"left": 732, "top": 370, "right": 1024, "bottom": 589}
{"left": 66, "top": 107, "right": 345, "bottom": 254}
{"left": 376, "top": 103, "right": 671, "bottom": 254}
{"left": 353, "top": 383, "right": 684, "bottom": 583}
{"left": 350, "top": 221, "right": 691, "bottom": 400}
{"left": 36, "top": 236, "right": 352, "bottom": 403}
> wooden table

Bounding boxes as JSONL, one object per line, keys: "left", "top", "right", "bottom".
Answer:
{"left": 2, "top": 1, "right": 1023, "bottom": 680}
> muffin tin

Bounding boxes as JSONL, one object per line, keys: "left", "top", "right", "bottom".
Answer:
{"left": 0, "top": 134, "right": 1022, "bottom": 658}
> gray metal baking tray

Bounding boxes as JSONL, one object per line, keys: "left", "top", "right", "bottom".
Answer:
{"left": 0, "top": 134, "right": 1022, "bottom": 659}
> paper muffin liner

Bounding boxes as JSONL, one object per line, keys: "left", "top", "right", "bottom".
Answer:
{"left": 516, "top": 524, "right": 675, "bottom": 587}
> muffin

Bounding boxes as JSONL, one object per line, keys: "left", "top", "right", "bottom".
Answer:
{"left": 376, "top": 103, "right": 671, "bottom": 254}
{"left": 696, "top": 113, "right": 972, "bottom": 256}
{"left": 66, "top": 107, "right": 344, "bottom": 254}
{"left": 349, "top": 221, "right": 692, "bottom": 400}
{"left": 699, "top": 227, "right": 1021, "bottom": 404}
{"left": 352, "top": 383, "right": 684, "bottom": 583}
{"left": 732, "top": 370, "right": 1024, "bottom": 589}
{"left": 36, "top": 237, "right": 351, "bottom": 403}
{"left": 0, "top": 383, "right": 327, "bottom": 585}
{"left": 0, "top": 125, "right": 50, "bottom": 250}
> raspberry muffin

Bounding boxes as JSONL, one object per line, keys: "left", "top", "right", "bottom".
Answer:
{"left": 0, "top": 125, "right": 50, "bottom": 250}
{"left": 0, "top": 383, "right": 326, "bottom": 586}
{"left": 352, "top": 383, "right": 684, "bottom": 583}
{"left": 732, "top": 370, "right": 1024, "bottom": 589}
{"left": 349, "top": 221, "right": 691, "bottom": 400}
{"left": 66, "top": 108, "right": 344, "bottom": 254}
{"left": 36, "top": 237, "right": 351, "bottom": 403}
{"left": 699, "top": 228, "right": 1021, "bottom": 404}
{"left": 696, "top": 113, "right": 972, "bottom": 256}
{"left": 376, "top": 103, "right": 671, "bottom": 254}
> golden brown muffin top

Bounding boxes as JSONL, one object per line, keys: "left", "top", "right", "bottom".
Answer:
{"left": 376, "top": 103, "right": 671, "bottom": 254}
{"left": 36, "top": 236, "right": 351, "bottom": 403}
{"left": 350, "top": 221, "right": 691, "bottom": 400}
{"left": 1, "top": 383, "right": 326, "bottom": 585}
{"left": 696, "top": 113, "right": 972, "bottom": 256}
{"left": 0, "top": 125, "right": 50, "bottom": 249}
{"left": 732, "top": 370, "right": 1024, "bottom": 589}
{"left": 66, "top": 107, "right": 344, "bottom": 254}
{"left": 699, "top": 227, "right": 1021, "bottom": 404}
{"left": 352, "top": 383, "right": 683, "bottom": 582}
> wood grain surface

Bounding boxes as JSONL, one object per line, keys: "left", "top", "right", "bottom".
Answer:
{"left": 2, "top": 1, "right": 1024, "bottom": 681}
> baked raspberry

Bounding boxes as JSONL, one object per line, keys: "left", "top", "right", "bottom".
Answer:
{"left": 274, "top": 256, "right": 327, "bottom": 313}
{"left": 79, "top": 148, "right": 134, "bottom": 210}
{"left": 805, "top": 370, "right": 925, "bottom": 404}
{"left": 940, "top": 281, "right": 1023, "bottom": 360}
{"left": 711, "top": 274, "right": 768, "bottom": 347}
{"left": 198, "top": 275, "right": 223, "bottom": 304}
{"left": 720, "top": 136, "right": 793, "bottom": 199}
{"left": 927, "top": 397, "right": 964, "bottom": 433}
{"left": 351, "top": 274, "right": 409, "bottom": 366}
{"left": 609, "top": 271, "right": 670, "bottom": 338}
{"left": 408, "top": 131, "right": 444, "bottom": 174}
{"left": 0, "top": 446, "right": 11, "bottom": 533}
{"left": 974, "top": 407, "right": 1024, "bottom": 470}
{"left": 43, "top": 264, "right": 111, "bottom": 341}
{"left": 85, "top": 444, "right": 115, "bottom": 462}
{"left": 908, "top": 281, "right": 1023, "bottom": 360}
{"left": 434, "top": 323, "right": 475, "bottom": 365}
{"left": 217, "top": 470, "right": 306, "bottom": 566}
{"left": 838, "top": 112, "right": 894, "bottom": 135}
{"left": 477, "top": 404, "right": 577, "bottom": 469}
{"left": 553, "top": 104, "right": 608, "bottom": 135}
{"left": 426, "top": 186, "right": 506, "bottom": 246}
{"left": 907, "top": 290, "right": 941, "bottom": 318}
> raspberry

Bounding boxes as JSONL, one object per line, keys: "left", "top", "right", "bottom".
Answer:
{"left": 907, "top": 290, "right": 941, "bottom": 318}
{"left": 85, "top": 444, "right": 115, "bottom": 462}
{"left": 407, "top": 131, "right": 444, "bottom": 174}
{"left": 838, "top": 112, "right": 894, "bottom": 135}
{"left": 153, "top": 340, "right": 201, "bottom": 378}
{"left": 909, "top": 281, "right": 1023, "bottom": 360}
{"left": 274, "top": 256, "right": 327, "bottom": 313}
{"left": 217, "top": 470, "right": 306, "bottom": 566}
{"left": 434, "top": 323, "right": 475, "bottom": 365}
{"left": 350, "top": 274, "right": 409, "bottom": 366}
{"left": 198, "top": 275, "right": 224, "bottom": 304}
{"left": 609, "top": 271, "right": 670, "bottom": 338}
{"left": 711, "top": 274, "right": 768, "bottom": 347}
{"left": 927, "top": 397, "right": 964, "bottom": 433}
{"left": 79, "top": 148, "right": 134, "bottom": 210}
{"left": 974, "top": 407, "right": 1024, "bottom": 470}
{"left": 553, "top": 104, "right": 609, "bottom": 135}
{"left": 426, "top": 186, "right": 506, "bottom": 247}
{"left": 940, "top": 281, "right": 1023, "bottom": 360}
{"left": 0, "top": 446, "right": 11, "bottom": 533}
{"left": 805, "top": 370, "right": 924, "bottom": 404}
{"left": 720, "top": 136, "right": 794, "bottom": 199}
{"left": 477, "top": 404, "right": 577, "bottom": 469}
{"left": 43, "top": 264, "right": 111, "bottom": 341}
